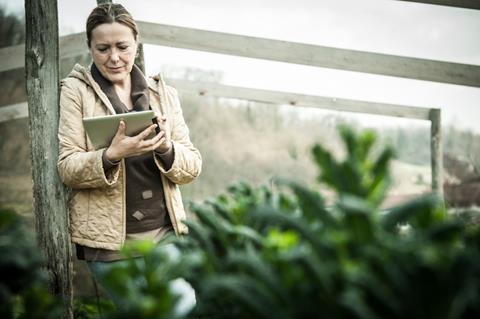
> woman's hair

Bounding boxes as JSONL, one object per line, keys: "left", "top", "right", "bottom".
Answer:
{"left": 86, "top": 3, "right": 139, "bottom": 47}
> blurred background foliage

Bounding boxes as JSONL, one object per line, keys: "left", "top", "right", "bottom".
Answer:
{"left": 0, "top": 209, "right": 61, "bottom": 319}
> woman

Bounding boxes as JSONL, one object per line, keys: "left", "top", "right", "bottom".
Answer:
{"left": 57, "top": 4, "right": 201, "bottom": 266}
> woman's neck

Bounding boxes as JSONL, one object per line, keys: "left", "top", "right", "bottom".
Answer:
{"left": 113, "top": 75, "right": 133, "bottom": 110}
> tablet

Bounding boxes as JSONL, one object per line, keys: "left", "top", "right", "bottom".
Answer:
{"left": 83, "top": 110, "right": 156, "bottom": 149}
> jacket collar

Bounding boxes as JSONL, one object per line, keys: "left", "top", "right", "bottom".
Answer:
{"left": 91, "top": 63, "right": 150, "bottom": 114}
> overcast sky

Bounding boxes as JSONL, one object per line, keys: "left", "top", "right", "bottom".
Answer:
{"left": 3, "top": 0, "right": 480, "bottom": 132}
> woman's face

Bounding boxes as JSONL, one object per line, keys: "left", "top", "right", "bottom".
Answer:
{"left": 90, "top": 22, "right": 137, "bottom": 85}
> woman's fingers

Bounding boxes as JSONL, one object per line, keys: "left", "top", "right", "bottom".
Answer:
{"left": 152, "top": 136, "right": 167, "bottom": 151}
{"left": 138, "top": 131, "right": 164, "bottom": 149}
{"left": 137, "top": 123, "right": 158, "bottom": 141}
{"left": 114, "top": 120, "right": 126, "bottom": 138}
{"left": 144, "top": 131, "right": 164, "bottom": 146}
{"left": 156, "top": 115, "right": 167, "bottom": 132}
{"left": 111, "top": 121, "right": 170, "bottom": 158}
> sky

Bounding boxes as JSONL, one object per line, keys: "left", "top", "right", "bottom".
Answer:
{"left": 2, "top": 0, "right": 480, "bottom": 133}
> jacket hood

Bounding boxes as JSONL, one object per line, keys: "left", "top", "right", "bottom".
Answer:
{"left": 66, "top": 63, "right": 90, "bottom": 83}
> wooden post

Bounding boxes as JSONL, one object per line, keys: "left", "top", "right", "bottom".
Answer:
{"left": 430, "top": 108, "right": 443, "bottom": 196}
{"left": 25, "top": 0, "right": 72, "bottom": 318}
{"left": 135, "top": 42, "right": 146, "bottom": 73}
{"left": 96, "top": 0, "right": 146, "bottom": 73}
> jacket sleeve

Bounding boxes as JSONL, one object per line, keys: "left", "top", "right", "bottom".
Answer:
{"left": 57, "top": 79, "right": 120, "bottom": 189}
{"left": 154, "top": 86, "right": 202, "bottom": 185}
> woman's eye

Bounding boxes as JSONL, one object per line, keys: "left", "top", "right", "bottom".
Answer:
{"left": 97, "top": 48, "right": 108, "bottom": 53}
{"left": 119, "top": 46, "right": 129, "bottom": 51}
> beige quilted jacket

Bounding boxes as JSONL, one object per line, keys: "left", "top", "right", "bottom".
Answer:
{"left": 57, "top": 64, "right": 201, "bottom": 251}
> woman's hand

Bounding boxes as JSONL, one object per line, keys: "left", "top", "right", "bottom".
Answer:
{"left": 154, "top": 115, "right": 172, "bottom": 154}
{"left": 104, "top": 120, "right": 166, "bottom": 162}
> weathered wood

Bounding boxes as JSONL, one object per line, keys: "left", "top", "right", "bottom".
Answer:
{"left": 430, "top": 108, "right": 443, "bottom": 195}
{"left": 25, "top": 0, "right": 72, "bottom": 318}
{"left": 2, "top": 22, "right": 480, "bottom": 87}
{"left": 0, "top": 33, "right": 87, "bottom": 73}
{"left": 135, "top": 41, "right": 146, "bottom": 73}
{"left": 0, "top": 102, "right": 28, "bottom": 123}
{"left": 173, "top": 79, "right": 442, "bottom": 190}
{"left": 59, "top": 32, "right": 88, "bottom": 61}
{"left": 169, "top": 79, "right": 433, "bottom": 120}
{"left": 2, "top": 79, "right": 433, "bottom": 121}
{"left": 0, "top": 43, "right": 24, "bottom": 72}
{"left": 1, "top": 78, "right": 434, "bottom": 122}
{"left": 398, "top": 0, "right": 480, "bottom": 10}
{"left": 138, "top": 21, "right": 480, "bottom": 88}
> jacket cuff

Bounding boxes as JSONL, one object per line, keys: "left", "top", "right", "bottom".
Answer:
{"left": 153, "top": 141, "right": 200, "bottom": 185}
{"left": 101, "top": 149, "right": 121, "bottom": 185}
{"left": 154, "top": 144, "right": 174, "bottom": 171}
{"left": 102, "top": 148, "right": 120, "bottom": 171}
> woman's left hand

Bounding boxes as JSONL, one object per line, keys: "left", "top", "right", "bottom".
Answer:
{"left": 155, "top": 115, "right": 172, "bottom": 153}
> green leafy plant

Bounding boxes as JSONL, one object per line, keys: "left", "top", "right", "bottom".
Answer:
{"left": 99, "top": 126, "right": 480, "bottom": 318}
{"left": 95, "top": 239, "right": 199, "bottom": 319}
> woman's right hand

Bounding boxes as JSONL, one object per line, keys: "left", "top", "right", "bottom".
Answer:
{"left": 104, "top": 120, "right": 164, "bottom": 162}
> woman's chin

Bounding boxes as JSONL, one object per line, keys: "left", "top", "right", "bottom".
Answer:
{"left": 106, "top": 72, "right": 128, "bottom": 84}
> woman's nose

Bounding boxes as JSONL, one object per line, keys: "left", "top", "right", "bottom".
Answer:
{"left": 109, "top": 50, "right": 120, "bottom": 63}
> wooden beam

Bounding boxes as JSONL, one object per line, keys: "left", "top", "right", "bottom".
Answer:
{"left": 0, "top": 102, "right": 28, "bottom": 123}
{"left": 0, "top": 32, "right": 87, "bottom": 72}
{"left": 59, "top": 32, "right": 88, "bottom": 60}
{"left": 0, "top": 80, "right": 434, "bottom": 122}
{"left": 169, "top": 79, "right": 434, "bottom": 120}
{"left": 0, "top": 44, "right": 24, "bottom": 72}
{"left": 398, "top": 0, "right": 480, "bottom": 10}
{"left": 2, "top": 22, "right": 480, "bottom": 87}
{"left": 25, "top": 0, "right": 72, "bottom": 317}
{"left": 173, "top": 79, "right": 442, "bottom": 190}
{"left": 174, "top": 79, "right": 443, "bottom": 197}
{"left": 138, "top": 21, "right": 480, "bottom": 88}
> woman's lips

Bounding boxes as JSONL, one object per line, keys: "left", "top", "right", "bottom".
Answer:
{"left": 107, "top": 66, "right": 124, "bottom": 73}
